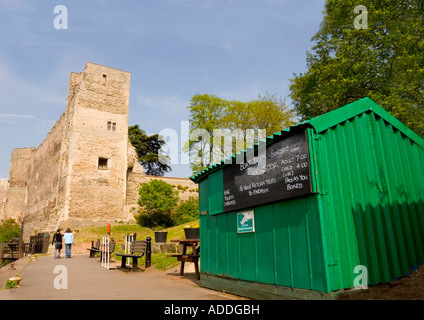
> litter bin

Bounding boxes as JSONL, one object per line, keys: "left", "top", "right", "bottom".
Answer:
{"left": 154, "top": 231, "right": 168, "bottom": 243}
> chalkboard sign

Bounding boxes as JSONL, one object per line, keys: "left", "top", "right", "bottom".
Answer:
{"left": 223, "top": 130, "right": 312, "bottom": 213}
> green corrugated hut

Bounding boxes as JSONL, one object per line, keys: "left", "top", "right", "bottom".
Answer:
{"left": 190, "top": 97, "right": 424, "bottom": 299}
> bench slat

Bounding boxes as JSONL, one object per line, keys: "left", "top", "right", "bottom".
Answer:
{"left": 129, "top": 240, "right": 146, "bottom": 255}
{"left": 116, "top": 239, "right": 148, "bottom": 272}
{"left": 116, "top": 253, "right": 144, "bottom": 258}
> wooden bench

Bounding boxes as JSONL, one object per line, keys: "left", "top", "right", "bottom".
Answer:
{"left": 116, "top": 240, "right": 146, "bottom": 271}
{"left": 87, "top": 239, "right": 100, "bottom": 258}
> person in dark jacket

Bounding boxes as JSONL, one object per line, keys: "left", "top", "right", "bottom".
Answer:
{"left": 52, "top": 229, "right": 63, "bottom": 259}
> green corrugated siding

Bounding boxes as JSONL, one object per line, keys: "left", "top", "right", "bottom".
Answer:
{"left": 199, "top": 179, "right": 209, "bottom": 214}
{"left": 200, "top": 196, "right": 327, "bottom": 292}
{"left": 209, "top": 171, "right": 224, "bottom": 215}
{"left": 312, "top": 112, "right": 424, "bottom": 291}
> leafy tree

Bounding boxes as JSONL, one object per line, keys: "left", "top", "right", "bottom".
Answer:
{"left": 128, "top": 125, "right": 172, "bottom": 176}
{"left": 223, "top": 93, "right": 294, "bottom": 137}
{"left": 136, "top": 179, "right": 179, "bottom": 229}
{"left": 186, "top": 94, "right": 229, "bottom": 175}
{"left": 290, "top": 0, "right": 424, "bottom": 137}
{"left": 0, "top": 219, "right": 21, "bottom": 243}
{"left": 187, "top": 93, "right": 294, "bottom": 175}
{"left": 174, "top": 197, "right": 199, "bottom": 225}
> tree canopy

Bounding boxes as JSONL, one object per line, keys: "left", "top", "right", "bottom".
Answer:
{"left": 290, "top": 0, "right": 424, "bottom": 137}
{"left": 187, "top": 93, "right": 294, "bottom": 175}
{"left": 128, "top": 125, "right": 172, "bottom": 176}
{"left": 0, "top": 219, "right": 21, "bottom": 243}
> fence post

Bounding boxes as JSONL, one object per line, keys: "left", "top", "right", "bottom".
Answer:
{"left": 101, "top": 234, "right": 110, "bottom": 270}
{"left": 125, "top": 233, "right": 137, "bottom": 267}
{"left": 145, "top": 237, "right": 151, "bottom": 268}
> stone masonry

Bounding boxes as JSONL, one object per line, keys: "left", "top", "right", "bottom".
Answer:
{"left": 0, "top": 63, "right": 196, "bottom": 240}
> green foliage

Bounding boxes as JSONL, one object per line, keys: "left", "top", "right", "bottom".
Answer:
{"left": 223, "top": 93, "right": 294, "bottom": 135}
{"left": 290, "top": 0, "right": 424, "bottom": 137}
{"left": 0, "top": 219, "right": 21, "bottom": 243}
{"left": 128, "top": 125, "right": 172, "bottom": 176}
{"left": 174, "top": 197, "right": 199, "bottom": 226}
{"left": 4, "top": 279, "right": 17, "bottom": 289}
{"left": 136, "top": 179, "right": 179, "bottom": 229}
{"left": 186, "top": 93, "right": 294, "bottom": 175}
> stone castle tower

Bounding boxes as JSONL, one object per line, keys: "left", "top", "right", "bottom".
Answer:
{"left": 0, "top": 62, "right": 196, "bottom": 240}
{"left": 57, "top": 62, "right": 133, "bottom": 229}
{"left": 1, "top": 63, "right": 137, "bottom": 239}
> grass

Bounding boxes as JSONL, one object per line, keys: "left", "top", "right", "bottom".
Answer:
{"left": 75, "top": 220, "right": 197, "bottom": 243}
{"left": 151, "top": 253, "right": 181, "bottom": 271}
{"left": 75, "top": 224, "right": 153, "bottom": 243}
{"left": 4, "top": 275, "right": 20, "bottom": 289}
{"left": 4, "top": 279, "right": 17, "bottom": 289}
{"left": 74, "top": 220, "right": 198, "bottom": 271}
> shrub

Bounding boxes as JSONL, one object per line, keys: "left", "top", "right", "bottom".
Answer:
{"left": 136, "top": 179, "right": 179, "bottom": 229}
{"left": 174, "top": 197, "right": 199, "bottom": 226}
{"left": 0, "top": 219, "right": 21, "bottom": 244}
{"left": 4, "top": 279, "right": 17, "bottom": 289}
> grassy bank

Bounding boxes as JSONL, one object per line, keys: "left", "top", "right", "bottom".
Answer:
{"left": 75, "top": 221, "right": 197, "bottom": 243}
{"left": 74, "top": 220, "right": 198, "bottom": 271}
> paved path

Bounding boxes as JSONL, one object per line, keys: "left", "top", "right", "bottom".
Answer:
{"left": 0, "top": 254, "right": 242, "bottom": 300}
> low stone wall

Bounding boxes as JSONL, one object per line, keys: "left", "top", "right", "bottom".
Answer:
{"left": 140, "top": 175, "right": 198, "bottom": 202}
{"left": 118, "top": 242, "right": 182, "bottom": 254}
{"left": 151, "top": 242, "right": 182, "bottom": 254}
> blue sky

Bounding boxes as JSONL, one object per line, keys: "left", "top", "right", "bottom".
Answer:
{"left": 0, "top": 0, "right": 326, "bottom": 179}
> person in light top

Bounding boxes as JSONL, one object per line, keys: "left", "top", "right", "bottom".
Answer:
{"left": 64, "top": 228, "right": 74, "bottom": 258}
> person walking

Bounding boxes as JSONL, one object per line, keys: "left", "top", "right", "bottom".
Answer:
{"left": 64, "top": 228, "right": 74, "bottom": 258}
{"left": 52, "top": 229, "right": 63, "bottom": 259}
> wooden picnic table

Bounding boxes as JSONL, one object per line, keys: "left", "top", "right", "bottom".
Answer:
{"left": 168, "top": 239, "right": 200, "bottom": 280}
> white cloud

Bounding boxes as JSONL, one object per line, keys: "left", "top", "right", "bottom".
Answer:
{"left": 0, "top": 113, "right": 55, "bottom": 124}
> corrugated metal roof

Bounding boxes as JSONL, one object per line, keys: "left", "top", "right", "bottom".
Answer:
{"left": 191, "top": 97, "right": 424, "bottom": 183}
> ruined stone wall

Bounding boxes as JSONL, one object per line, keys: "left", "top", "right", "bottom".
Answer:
{"left": 3, "top": 148, "right": 33, "bottom": 223}
{"left": 24, "top": 113, "right": 67, "bottom": 234}
{"left": 63, "top": 63, "right": 131, "bottom": 229}
{"left": 141, "top": 176, "right": 198, "bottom": 202}
{"left": 126, "top": 175, "right": 197, "bottom": 210}
{"left": 124, "top": 173, "right": 198, "bottom": 224}
{"left": 124, "top": 141, "right": 146, "bottom": 221}
{"left": 0, "top": 179, "right": 9, "bottom": 219}
{"left": 66, "top": 108, "right": 128, "bottom": 220}
{"left": 78, "top": 63, "right": 130, "bottom": 115}
{"left": 124, "top": 143, "right": 198, "bottom": 222}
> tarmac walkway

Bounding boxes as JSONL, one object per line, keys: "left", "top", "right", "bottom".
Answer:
{"left": 0, "top": 254, "right": 243, "bottom": 300}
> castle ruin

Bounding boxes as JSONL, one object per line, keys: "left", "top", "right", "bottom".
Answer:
{"left": 0, "top": 63, "right": 196, "bottom": 240}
